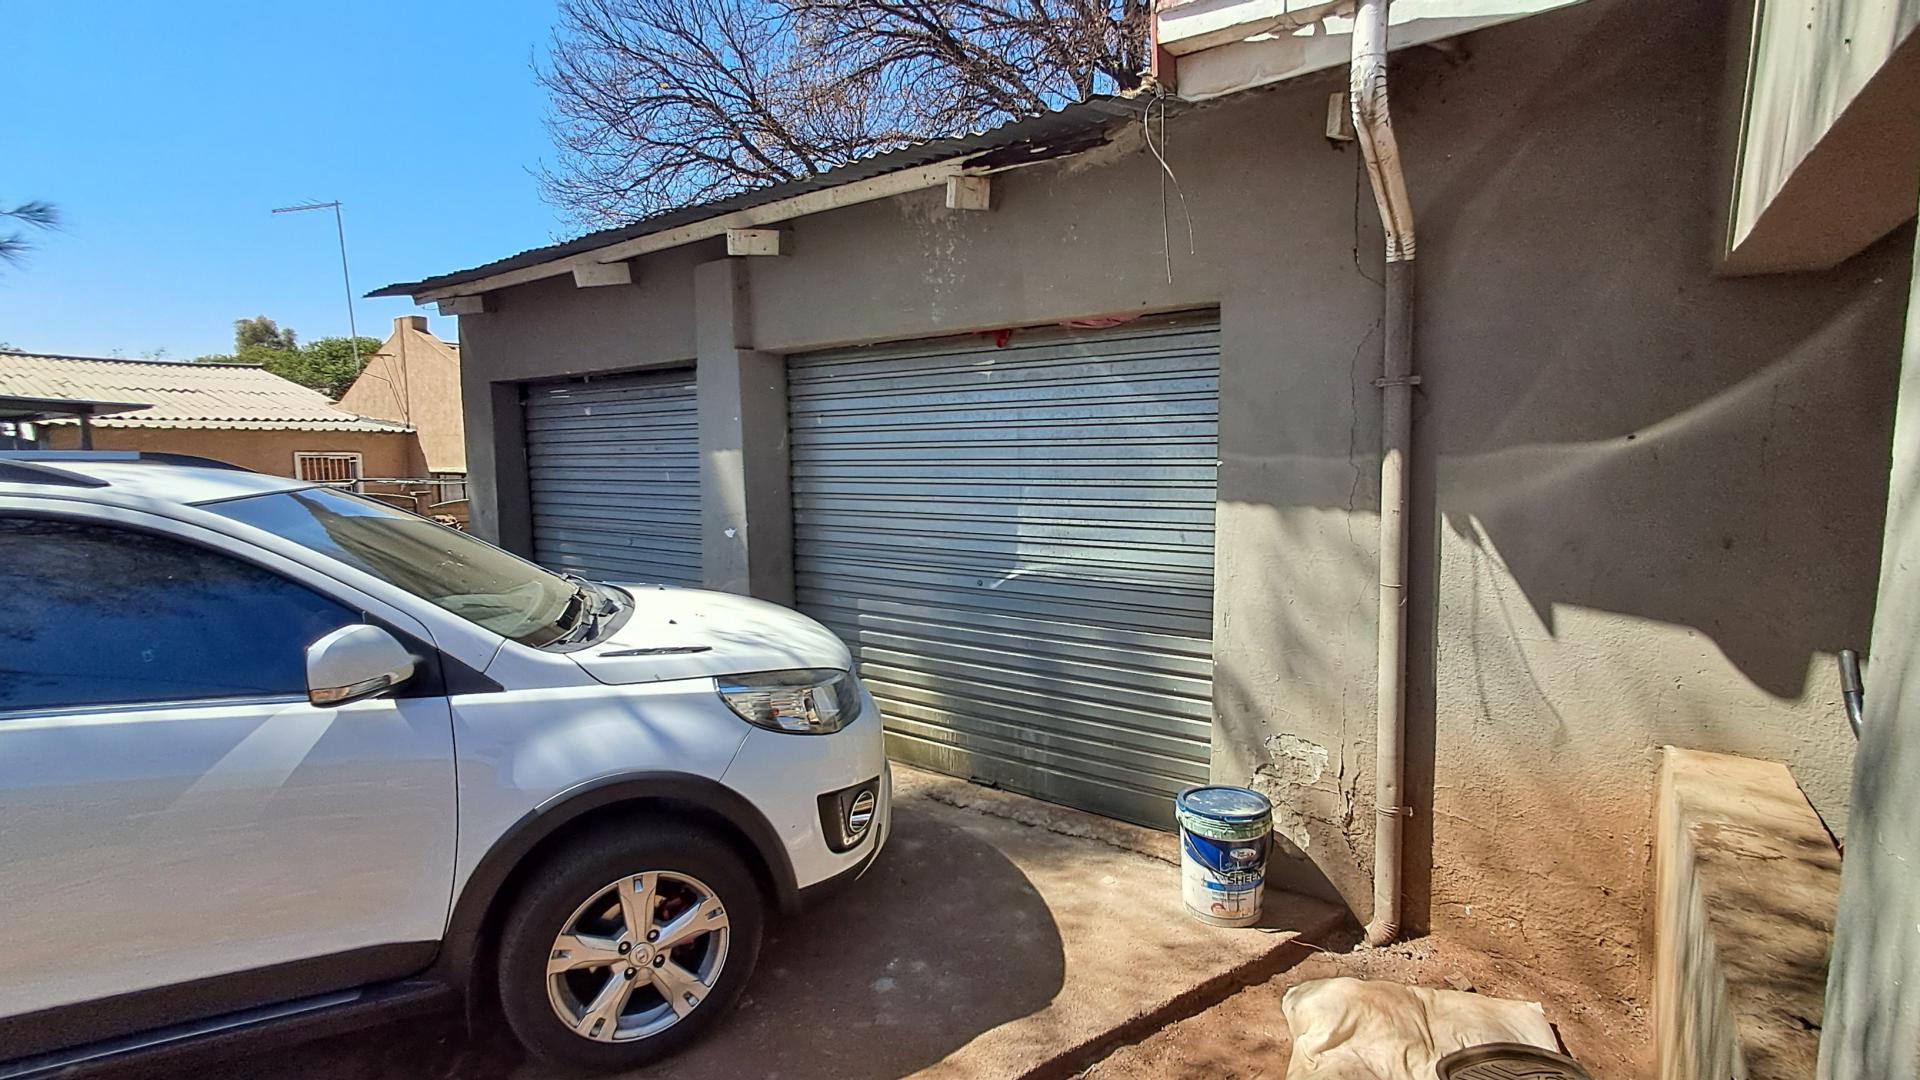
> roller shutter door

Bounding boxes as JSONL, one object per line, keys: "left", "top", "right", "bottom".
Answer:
{"left": 790, "top": 317, "right": 1219, "bottom": 828}
{"left": 523, "top": 369, "right": 702, "bottom": 585}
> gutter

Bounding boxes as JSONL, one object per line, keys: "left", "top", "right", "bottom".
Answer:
{"left": 1351, "top": 0, "right": 1417, "bottom": 947}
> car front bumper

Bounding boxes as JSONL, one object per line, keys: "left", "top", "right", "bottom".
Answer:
{"left": 718, "top": 681, "right": 891, "bottom": 896}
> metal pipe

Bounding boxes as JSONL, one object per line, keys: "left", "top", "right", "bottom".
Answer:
{"left": 1351, "top": 0, "right": 1417, "bottom": 947}
{"left": 272, "top": 200, "right": 363, "bottom": 392}
{"left": 330, "top": 202, "right": 363, "bottom": 384}
{"left": 1839, "top": 649, "right": 1865, "bottom": 739}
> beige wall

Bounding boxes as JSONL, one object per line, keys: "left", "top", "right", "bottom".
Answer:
{"left": 453, "top": 0, "right": 1909, "bottom": 1006}
{"left": 46, "top": 426, "right": 425, "bottom": 479}
{"left": 337, "top": 316, "right": 467, "bottom": 473}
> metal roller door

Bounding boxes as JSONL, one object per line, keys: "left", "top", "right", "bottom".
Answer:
{"left": 789, "top": 317, "right": 1219, "bottom": 828}
{"left": 523, "top": 369, "right": 702, "bottom": 585}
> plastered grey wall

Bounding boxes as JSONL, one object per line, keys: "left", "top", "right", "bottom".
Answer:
{"left": 1818, "top": 210, "right": 1920, "bottom": 1080}
{"left": 1398, "top": 0, "right": 1902, "bottom": 998}
{"left": 454, "top": 240, "right": 715, "bottom": 544}
{"left": 453, "top": 0, "right": 1908, "bottom": 1005}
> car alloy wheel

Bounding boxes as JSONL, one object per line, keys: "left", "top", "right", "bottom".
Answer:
{"left": 545, "top": 870, "right": 731, "bottom": 1043}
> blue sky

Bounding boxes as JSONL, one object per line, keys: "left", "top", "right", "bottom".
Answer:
{"left": 2, "top": 1, "right": 569, "bottom": 359}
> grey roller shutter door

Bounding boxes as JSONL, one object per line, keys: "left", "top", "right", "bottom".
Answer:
{"left": 523, "top": 369, "right": 702, "bottom": 586}
{"left": 789, "top": 317, "right": 1219, "bottom": 829}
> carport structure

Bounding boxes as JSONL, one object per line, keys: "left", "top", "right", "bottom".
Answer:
{"left": 0, "top": 394, "right": 144, "bottom": 449}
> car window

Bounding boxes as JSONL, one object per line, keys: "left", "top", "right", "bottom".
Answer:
{"left": 207, "top": 487, "right": 586, "bottom": 647}
{"left": 0, "top": 517, "right": 362, "bottom": 713}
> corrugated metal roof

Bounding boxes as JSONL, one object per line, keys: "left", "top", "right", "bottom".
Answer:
{"left": 0, "top": 353, "right": 415, "bottom": 432}
{"left": 369, "top": 95, "right": 1150, "bottom": 298}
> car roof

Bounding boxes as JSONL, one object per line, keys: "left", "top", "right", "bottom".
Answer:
{"left": 0, "top": 453, "right": 316, "bottom": 505}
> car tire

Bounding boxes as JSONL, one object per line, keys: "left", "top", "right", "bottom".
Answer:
{"left": 497, "top": 821, "right": 765, "bottom": 1072}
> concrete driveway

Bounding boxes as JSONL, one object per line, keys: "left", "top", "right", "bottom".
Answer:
{"left": 223, "top": 768, "right": 1345, "bottom": 1080}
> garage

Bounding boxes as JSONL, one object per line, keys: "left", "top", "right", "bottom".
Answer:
{"left": 788, "top": 317, "right": 1220, "bottom": 827}
{"left": 522, "top": 369, "right": 703, "bottom": 586}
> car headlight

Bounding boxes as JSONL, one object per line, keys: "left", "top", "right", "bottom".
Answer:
{"left": 717, "top": 668, "right": 863, "bottom": 734}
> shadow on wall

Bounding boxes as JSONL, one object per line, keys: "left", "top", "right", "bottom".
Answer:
{"left": 1396, "top": 0, "right": 1907, "bottom": 702}
{"left": 1212, "top": 0, "right": 1910, "bottom": 1002}
{"left": 227, "top": 805, "right": 1067, "bottom": 1080}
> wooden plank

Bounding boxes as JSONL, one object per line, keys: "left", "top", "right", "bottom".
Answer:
{"left": 946, "top": 175, "right": 992, "bottom": 211}
{"left": 571, "top": 261, "right": 635, "bottom": 287}
{"left": 414, "top": 160, "right": 977, "bottom": 301}
{"left": 726, "top": 228, "right": 792, "bottom": 256}
{"left": 436, "top": 295, "right": 489, "bottom": 316}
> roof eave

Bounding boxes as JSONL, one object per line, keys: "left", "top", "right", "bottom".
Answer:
{"left": 370, "top": 97, "right": 1145, "bottom": 303}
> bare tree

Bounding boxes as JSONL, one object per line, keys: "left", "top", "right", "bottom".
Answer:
{"left": 0, "top": 200, "right": 60, "bottom": 268}
{"left": 538, "top": 0, "right": 1148, "bottom": 224}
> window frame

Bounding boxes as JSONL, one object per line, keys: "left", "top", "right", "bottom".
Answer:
{"left": 292, "top": 451, "right": 364, "bottom": 487}
{"left": 0, "top": 506, "right": 446, "bottom": 720}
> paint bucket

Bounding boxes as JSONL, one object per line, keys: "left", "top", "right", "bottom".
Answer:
{"left": 1176, "top": 785, "right": 1273, "bottom": 927}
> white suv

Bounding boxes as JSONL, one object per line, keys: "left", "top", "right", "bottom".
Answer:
{"left": 0, "top": 452, "right": 890, "bottom": 1075}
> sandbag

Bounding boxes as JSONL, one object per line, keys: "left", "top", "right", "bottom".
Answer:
{"left": 1282, "top": 977, "right": 1560, "bottom": 1080}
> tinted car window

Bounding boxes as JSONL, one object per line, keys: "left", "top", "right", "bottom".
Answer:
{"left": 209, "top": 487, "right": 584, "bottom": 646}
{"left": 0, "top": 518, "right": 360, "bottom": 712}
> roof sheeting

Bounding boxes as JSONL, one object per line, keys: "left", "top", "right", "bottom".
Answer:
{"left": 369, "top": 95, "right": 1149, "bottom": 299}
{"left": 0, "top": 353, "right": 414, "bottom": 432}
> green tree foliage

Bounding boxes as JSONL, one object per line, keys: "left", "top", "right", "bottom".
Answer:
{"left": 197, "top": 322, "right": 380, "bottom": 400}
{"left": 273, "top": 337, "right": 382, "bottom": 399}
{"left": 233, "top": 315, "right": 297, "bottom": 351}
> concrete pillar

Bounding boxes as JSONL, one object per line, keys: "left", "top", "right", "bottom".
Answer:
{"left": 694, "top": 258, "right": 793, "bottom": 603}
{"left": 460, "top": 376, "right": 530, "bottom": 552}
{"left": 458, "top": 299, "right": 532, "bottom": 552}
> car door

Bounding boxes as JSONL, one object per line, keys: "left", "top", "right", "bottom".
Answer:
{"left": 0, "top": 511, "right": 458, "bottom": 1054}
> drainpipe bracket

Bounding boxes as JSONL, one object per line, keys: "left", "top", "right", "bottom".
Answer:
{"left": 1375, "top": 804, "right": 1414, "bottom": 818}
{"left": 1371, "top": 375, "right": 1422, "bottom": 388}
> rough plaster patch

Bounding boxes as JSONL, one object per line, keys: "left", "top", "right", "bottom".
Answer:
{"left": 1267, "top": 733, "right": 1330, "bottom": 784}
{"left": 1252, "top": 733, "right": 1334, "bottom": 851}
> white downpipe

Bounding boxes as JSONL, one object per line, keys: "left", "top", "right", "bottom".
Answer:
{"left": 1351, "top": 0, "right": 1416, "bottom": 262}
{"left": 1351, "top": 0, "right": 1416, "bottom": 948}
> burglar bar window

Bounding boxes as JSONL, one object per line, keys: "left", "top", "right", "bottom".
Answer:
{"left": 293, "top": 452, "right": 363, "bottom": 485}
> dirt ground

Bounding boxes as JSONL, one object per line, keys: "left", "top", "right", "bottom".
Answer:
{"left": 214, "top": 774, "right": 1342, "bottom": 1080}
{"left": 1072, "top": 932, "right": 1651, "bottom": 1080}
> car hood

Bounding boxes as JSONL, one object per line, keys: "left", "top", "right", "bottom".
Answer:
{"left": 569, "top": 584, "right": 853, "bottom": 685}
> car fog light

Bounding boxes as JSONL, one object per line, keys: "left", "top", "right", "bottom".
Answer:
{"left": 818, "top": 778, "right": 881, "bottom": 853}
{"left": 848, "top": 790, "right": 877, "bottom": 835}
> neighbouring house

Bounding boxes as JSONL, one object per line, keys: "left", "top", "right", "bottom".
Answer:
{"left": 370, "top": 0, "right": 1920, "bottom": 1072}
{"left": 0, "top": 350, "right": 472, "bottom": 525}
{"left": 337, "top": 315, "right": 468, "bottom": 483}
{"left": 0, "top": 352, "right": 424, "bottom": 478}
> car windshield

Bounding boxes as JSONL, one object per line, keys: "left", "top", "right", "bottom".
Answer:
{"left": 209, "top": 487, "right": 586, "bottom": 647}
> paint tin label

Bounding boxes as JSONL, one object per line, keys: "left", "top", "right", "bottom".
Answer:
{"left": 1179, "top": 830, "right": 1270, "bottom": 926}
{"left": 1175, "top": 785, "right": 1274, "bottom": 927}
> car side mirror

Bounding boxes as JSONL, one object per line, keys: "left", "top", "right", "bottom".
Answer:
{"left": 306, "top": 624, "right": 417, "bottom": 707}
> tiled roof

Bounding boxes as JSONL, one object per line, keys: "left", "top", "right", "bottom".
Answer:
{"left": 0, "top": 353, "right": 414, "bottom": 432}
